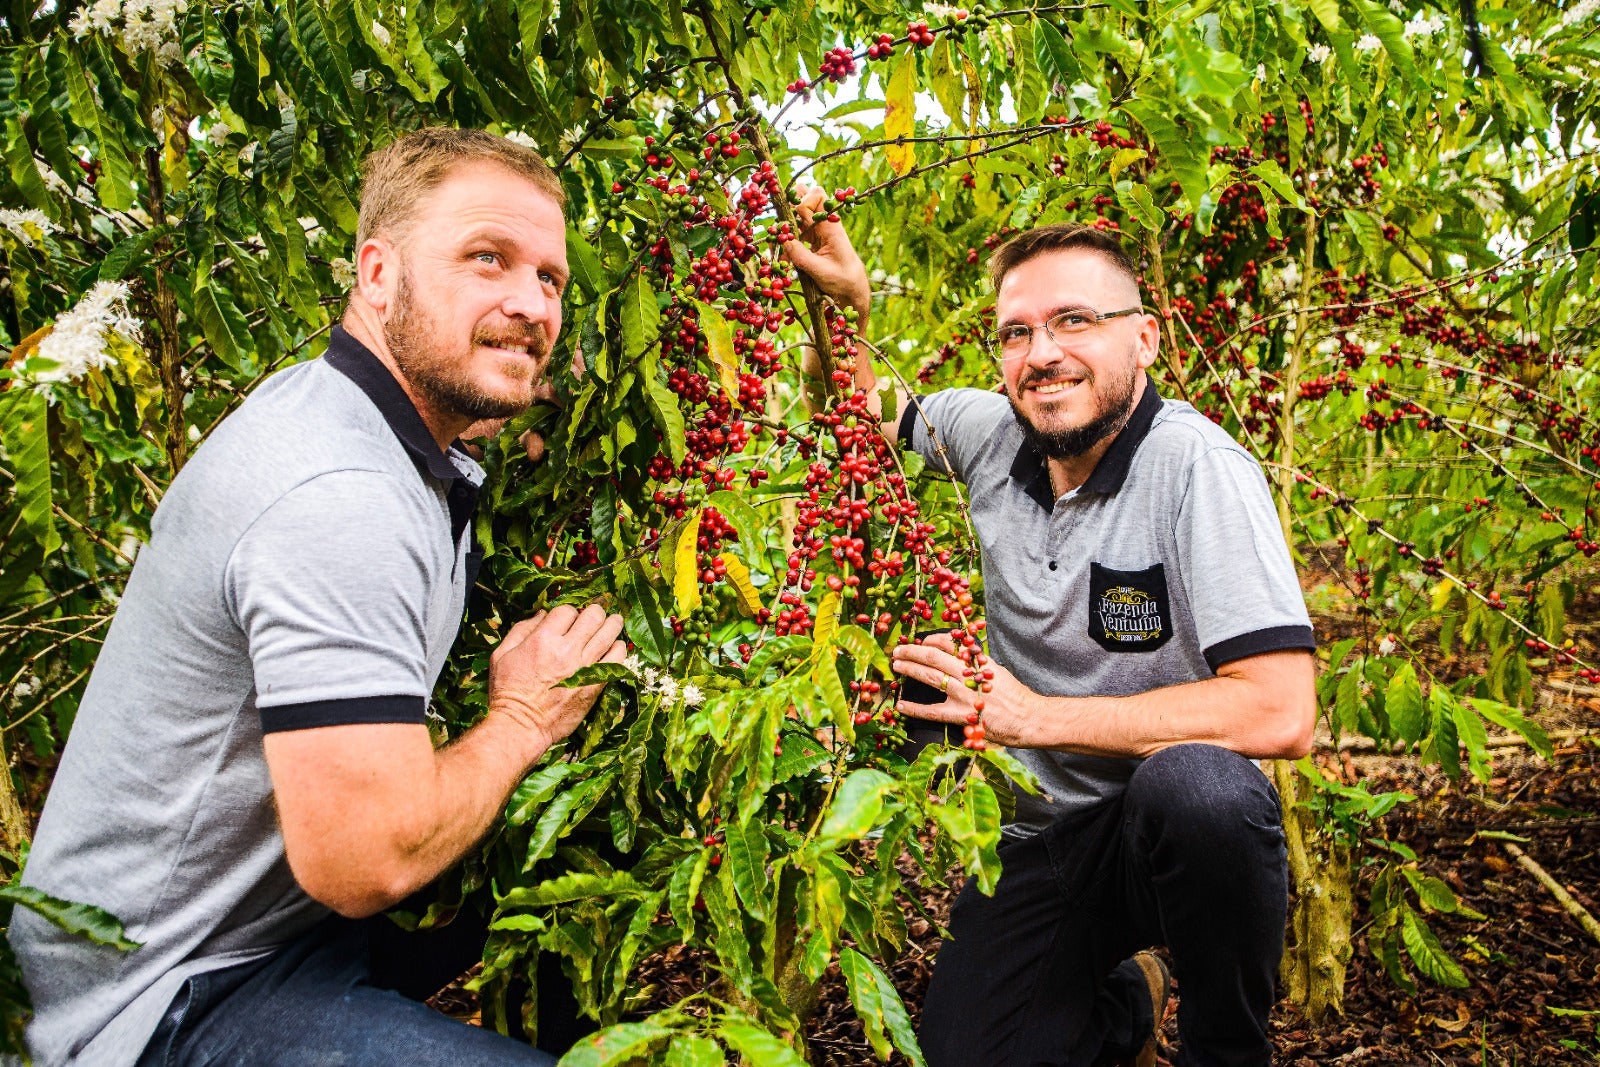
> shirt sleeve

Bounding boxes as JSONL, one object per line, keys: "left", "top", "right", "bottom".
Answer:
{"left": 898, "top": 387, "right": 1011, "bottom": 485}
{"left": 1173, "top": 447, "right": 1316, "bottom": 671}
{"left": 224, "top": 470, "right": 438, "bottom": 733}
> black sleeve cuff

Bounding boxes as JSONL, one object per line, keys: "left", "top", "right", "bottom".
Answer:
{"left": 1203, "top": 625, "right": 1316, "bottom": 673}
{"left": 259, "top": 695, "right": 428, "bottom": 734}
{"left": 896, "top": 393, "right": 926, "bottom": 449}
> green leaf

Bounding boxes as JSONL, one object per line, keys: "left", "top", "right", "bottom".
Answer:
{"left": 721, "top": 820, "right": 771, "bottom": 922}
{"left": 814, "top": 769, "right": 896, "bottom": 846}
{"left": 1123, "top": 100, "right": 1210, "bottom": 212}
{"left": 833, "top": 624, "right": 890, "bottom": 675}
{"left": 1384, "top": 662, "right": 1425, "bottom": 747}
{"left": 1034, "top": 20, "right": 1081, "bottom": 93}
{"left": 840, "top": 947, "right": 927, "bottom": 1066}
{"left": 498, "top": 871, "right": 641, "bottom": 910}
{"left": 192, "top": 281, "right": 254, "bottom": 372}
{"left": 557, "top": 1021, "right": 674, "bottom": 1067}
{"left": 0, "top": 390, "right": 56, "bottom": 555}
{"left": 706, "top": 490, "right": 764, "bottom": 556}
{"left": 0, "top": 885, "right": 138, "bottom": 950}
{"left": 662, "top": 1033, "right": 724, "bottom": 1067}
{"left": 1466, "top": 698, "right": 1552, "bottom": 759}
{"left": 505, "top": 763, "right": 582, "bottom": 825}
{"left": 644, "top": 372, "right": 687, "bottom": 465}
{"left": 1400, "top": 908, "right": 1469, "bottom": 988}
{"left": 523, "top": 772, "right": 616, "bottom": 870}
{"left": 621, "top": 270, "right": 662, "bottom": 362}
{"left": 565, "top": 226, "right": 609, "bottom": 299}
{"left": 558, "top": 662, "right": 637, "bottom": 688}
{"left": 716, "top": 1021, "right": 808, "bottom": 1067}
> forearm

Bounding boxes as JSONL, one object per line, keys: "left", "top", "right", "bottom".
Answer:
{"left": 1009, "top": 672, "right": 1314, "bottom": 760}
{"left": 384, "top": 712, "right": 552, "bottom": 900}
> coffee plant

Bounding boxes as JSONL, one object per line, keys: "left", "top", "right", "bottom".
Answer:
{"left": 1, "top": 0, "right": 1597, "bottom": 1059}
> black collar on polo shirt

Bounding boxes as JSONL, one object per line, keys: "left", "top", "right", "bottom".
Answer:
{"left": 1008, "top": 373, "right": 1163, "bottom": 512}
{"left": 323, "top": 325, "right": 480, "bottom": 546}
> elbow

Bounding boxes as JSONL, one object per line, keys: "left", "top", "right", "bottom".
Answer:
{"left": 289, "top": 856, "right": 413, "bottom": 919}
{"left": 1260, "top": 697, "right": 1317, "bottom": 760}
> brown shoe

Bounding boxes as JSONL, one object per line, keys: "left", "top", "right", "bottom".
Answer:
{"left": 1129, "top": 950, "right": 1171, "bottom": 1067}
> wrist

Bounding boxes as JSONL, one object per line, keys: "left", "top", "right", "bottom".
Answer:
{"left": 483, "top": 698, "right": 556, "bottom": 765}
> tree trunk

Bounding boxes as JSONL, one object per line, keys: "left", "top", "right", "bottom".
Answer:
{"left": 0, "top": 731, "right": 32, "bottom": 855}
{"left": 1271, "top": 759, "right": 1352, "bottom": 1022}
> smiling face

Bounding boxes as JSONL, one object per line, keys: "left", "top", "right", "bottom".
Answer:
{"left": 995, "top": 247, "right": 1159, "bottom": 460}
{"left": 365, "top": 160, "right": 569, "bottom": 428}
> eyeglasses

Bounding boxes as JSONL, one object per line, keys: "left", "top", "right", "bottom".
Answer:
{"left": 983, "top": 306, "right": 1145, "bottom": 362}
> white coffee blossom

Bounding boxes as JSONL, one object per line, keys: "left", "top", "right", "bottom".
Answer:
{"left": 1377, "top": 634, "right": 1398, "bottom": 656}
{"left": 651, "top": 674, "right": 680, "bottom": 704}
{"left": 924, "top": 2, "right": 967, "bottom": 19}
{"left": 330, "top": 258, "right": 356, "bottom": 288}
{"left": 1402, "top": 13, "right": 1447, "bottom": 37}
{"left": 1307, "top": 43, "right": 1334, "bottom": 64}
{"left": 622, "top": 653, "right": 643, "bottom": 674}
{"left": 12, "top": 676, "right": 40, "bottom": 699}
{"left": 1255, "top": 63, "right": 1268, "bottom": 81}
{"left": 503, "top": 130, "right": 539, "bottom": 150}
{"left": 0, "top": 208, "right": 59, "bottom": 246}
{"left": 205, "top": 121, "right": 232, "bottom": 147}
{"left": 73, "top": 0, "right": 188, "bottom": 64}
{"left": 1504, "top": 36, "right": 1533, "bottom": 55}
{"left": 680, "top": 684, "right": 705, "bottom": 707}
{"left": 370, "top": 19, "right": 392, "bottom": 46}
{"left": 1564, "top": 0, "right": 1600, "bottom": 23}
{"left": 32, "top": 281, "right": 143, "bottom": 385}
{"left": 37, "top": 160, "right": 71, "bottom": 195}
{"left": 68, "top": 0, "right": 121, "bottom": 37}
{"left": 1354, "top": 34, "right": 1383, "bottom": 51}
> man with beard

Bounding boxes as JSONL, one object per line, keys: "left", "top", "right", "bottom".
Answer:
{"left": 14, "top": 129, "right": 620, "bottom": 1067}
{"left": 786, "top": 214, "right": 1316, "bottom": 1067}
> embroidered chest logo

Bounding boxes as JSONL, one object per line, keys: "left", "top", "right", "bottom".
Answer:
{"left": 1088, "top": 562, "right": 1173, "bottom": 652}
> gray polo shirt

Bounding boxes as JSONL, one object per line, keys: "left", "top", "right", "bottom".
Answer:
{"left": 899, "top": 378, "right": 1314, "bottom": 837}
{"left": 12, "top": 328, "right": 484, "bottom": 1067}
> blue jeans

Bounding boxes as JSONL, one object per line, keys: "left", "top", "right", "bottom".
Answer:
{"left": 136, "top": 916, "right": 556, "bottom": 1067}
{"left": 918, "top": 744, "right": 1289, "bottom": 1067}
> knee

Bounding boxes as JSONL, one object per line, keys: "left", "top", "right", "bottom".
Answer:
{"left": 1125, "top": 743, "right": 1281, "bottom": 843}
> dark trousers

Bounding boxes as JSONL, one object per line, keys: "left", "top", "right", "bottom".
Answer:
{"left": 919, "top": 744, "right": 1289, "bottom": 1067}
{"left": 138, "top": 900, "right": 589, "bottom": 1066}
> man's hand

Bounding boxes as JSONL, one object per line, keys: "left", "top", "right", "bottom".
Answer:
{"left": 488, "top": 604, "right": 626, "bottom": 753}
{"left": 892, "top": 632, "right": 1032, "bottom": 747}
{"left": 783, "top": 186, "right": 872, "bottom": 324}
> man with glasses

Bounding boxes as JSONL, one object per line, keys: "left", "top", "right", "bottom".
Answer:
{"left": 786, "top": 214, "right": 1316, "bottom": 1067}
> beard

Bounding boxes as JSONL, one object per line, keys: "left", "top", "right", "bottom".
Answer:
{"left": 1008, "top": 358, "right": 1139, "bottom": 460}
{"left": 384, "top": 270, "right": 552, "bottom": 422}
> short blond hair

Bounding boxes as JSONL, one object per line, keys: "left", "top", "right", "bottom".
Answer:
{"left": 355, "top": 127, "right": 566, "bottom": 248}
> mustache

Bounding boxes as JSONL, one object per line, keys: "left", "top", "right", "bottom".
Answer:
{"left": 1018, "top": 366, "right": 1088, "bottom": 391}
{"left": 472, "top": 323, "right": 553, "bottom": 360}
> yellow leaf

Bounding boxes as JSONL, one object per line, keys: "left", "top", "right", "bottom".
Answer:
{"left": 1108, "top": 147, "right": 1147, "bottom": 182}
{"left": 719, "top": 552, "right": 761, "bottom": 616}
{"left": 692, "top": 299, "right": 740, "bottom": 405}
{"left": 812, "top": 590, "right": 841, "bottom": 657}
{"left": 884, "top": 55, "right": 917, "bottom": 176}
{"left": 673, "top": 510, "right": 703, "bottom": 617}
{"left": 1431, "top": 578, "right": 1456, "bottom": 613}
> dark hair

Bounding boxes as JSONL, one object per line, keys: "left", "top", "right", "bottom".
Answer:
{"left": 356, "top": 127, "right": 566, "bottom": 248}
{"left": 988, "top": 223, "right": 1140, "bottom": 294}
